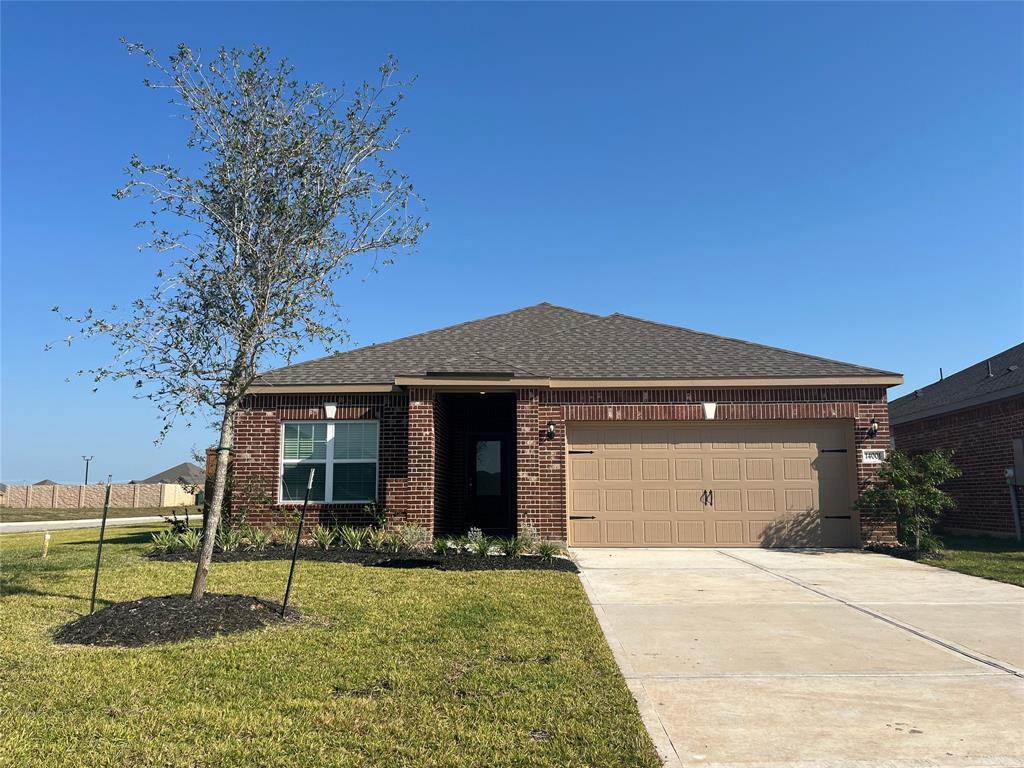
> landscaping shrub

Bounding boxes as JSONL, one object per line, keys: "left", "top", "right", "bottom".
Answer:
{"left": 146, "top": 529, "right": 182, "bottom": 555}
{"left": 179, "top": 528, "right": 203, "bottom": 554}
{"left": 856, "top": 448, "right": 961, "bottom": 553}
{"left": 365, "top": 527, "right": 393, "bottom": 552}
{"left": 534, "top": 540, "right": 563, "bottom": 560}
{"left": 432, "top": 536, "right": 452, "bottom": 556}
{"left": 242, "top": 526, "right": 272, "bottom": 552}
{"left": 394, "top": 524, "right": 431, "bottom": 552}
{"left": 467, "top": 528, "right": 493, "bottom": 557}
{"left": 518, "top": 523, "right": 540, "bottom": 549}
{"left": 309, "top": 525, "right": 338, "bottom": 551}
{"left": 276, "top": 527, "right": 299, "bottom": 549}
{"left": 497, "top": 537, "right": 528, "bottom": 557}
{"left": 215, "top": 527, "right": 245, "bottom": 553}
{"left": 338, "top": 525, "right": 368, "bottom": 550}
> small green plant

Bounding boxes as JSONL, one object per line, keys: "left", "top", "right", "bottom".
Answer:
{"left": 179, "top": 528, "right": 203, "bottom": 553}
{"left": 518, "top": 523, "right": 540, "bottom": 550}
{"left": 448, "top": 535, "right": 470, "bottom": 554}
{"left": 242, "top": 526, "right": 272, "bottom": 552}
{"left": 497, "top": 536, "right": 528, "bottom": 557}
{"left": 432, "top": 536, "right": 452, "bottom": 556}
{"left": 215, "top": 527, "right": 244, "bottom": 552}
{"left": 534, "top": 540, "right": 563, "bottom": 560}
{"left": 146, "top": 530, "right": 182, "bottom": 554}
{"left": 855, "top": 448, "right": 961, "bottom": 553}
{"left": 362, "top": 502, "right": 389, "bottom": 529}
{"left": 310, "top": 525, "right": 338, "bottom": 551}
{"left": 467, "top": 528, "right": 493, "bottom": 557}
{"left": 395, "top": 524, "right": 431, "bottom": 552}
{"left": 338, "top": 525, "right": 368, "bottom": 550}
{"left": 277, "top": 526, "right": 299, "bottom": 549}
{"left": 365, "top": 527, "right": 391, "bottom": 552}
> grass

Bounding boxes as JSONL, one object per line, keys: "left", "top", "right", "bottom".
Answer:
{"left": 0, "top": 527, "right": 659, "bottom": 768}
{"left": 920, "top": 535, "right": 1024, "bottom": 587}
{"left": 1, "top": 506, "right": 200, "bottom": 523}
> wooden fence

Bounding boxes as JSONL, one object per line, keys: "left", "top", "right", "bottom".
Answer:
{"left": 0, "top": 483, "right": 197, "bottom": 509}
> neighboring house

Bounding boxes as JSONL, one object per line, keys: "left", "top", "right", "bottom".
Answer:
{"left": 33, "top": 479, "right": 58, "bottom": 486}
{"left": 230, "top": 303, "right": 901, "bottom": 548}
{"left": 890, "top": 343, "right": 1024, "bottom": 537}
{"left": 137, "top": 462, "right": 205, "bottom": 487}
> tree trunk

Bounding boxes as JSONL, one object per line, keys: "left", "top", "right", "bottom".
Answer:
{"left": 191, "top": 402, "right": 237, "bottom": 601}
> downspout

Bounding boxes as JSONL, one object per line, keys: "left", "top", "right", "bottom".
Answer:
{"left": 1006, "top": 468, "right": 1022, "bottom": 543}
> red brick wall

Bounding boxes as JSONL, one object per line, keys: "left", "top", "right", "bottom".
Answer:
{"left": 516, "top": 386, "right": 895, "bottom": 545}
{"left": 230, "top": 385, "right": 896, "bottom": 545}
{"left": 231, "top": 392, "right": 411, "bottom": 529}
{"left": 892, "top": 394, "right": 1024, "bottom": 537}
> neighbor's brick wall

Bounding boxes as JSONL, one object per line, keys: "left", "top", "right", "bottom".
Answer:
{"left": 516, "top": 386, "right": 896, "bottom": 545}
{"left": 893, "top": 394, "right": 1024, "bottom": 537}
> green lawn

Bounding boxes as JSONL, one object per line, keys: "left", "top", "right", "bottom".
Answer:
{"left": 0, "top": 527, "right": 658, "bottom": 768}
{"left": 921, "top": 535, "right": 1024, "bottom": 587}
{"left": 0, "top": 506, "right": 200, "bottom": 523}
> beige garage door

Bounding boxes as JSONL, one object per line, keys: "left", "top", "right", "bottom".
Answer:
{"left": 567, "top": 422, "right": 856, "bottom": 548}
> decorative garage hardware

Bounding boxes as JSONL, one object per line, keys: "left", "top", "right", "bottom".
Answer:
{"left": 545, "top": 421, "right": 557, "bottom": 440}
{"left": 867, "top": 418, "right": 880, "bottom": 438}
{"left": 821, "top": 448, "right": 848, "bottom": 453}
{"left": 702, "top": 402, "right": 717, "bottom": 420}
{"left": 824, "top": 515, "right": 852, "bottom": 519}
{"left": 569, "top": 515, "right": 596, "bottom": 520}
{"left": 323, "top": 402, "right": 337, "bottom": 419}
{"left": 700, "top": 490, "right": 714, "bottom": 506}
{"left": 861, "top": 448, "right": 887, "bottom": 464}
{"left": 568, "top": 449, "right": 594, "bottom": 455}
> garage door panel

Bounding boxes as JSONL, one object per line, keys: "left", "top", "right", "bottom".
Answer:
{"left": 567, "top": 422, "right": 856, "bottom": 548}
{"left": 604, "top": 458, "right": 632, "bottom": 480}
{"left": 674, "top": 458, "right": 702, "bottom": 480}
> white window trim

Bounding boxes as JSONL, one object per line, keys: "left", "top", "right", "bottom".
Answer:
{"left": 279, "top": 420, "right": 379, "bottom": 504}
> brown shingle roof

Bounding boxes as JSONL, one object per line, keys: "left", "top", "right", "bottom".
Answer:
{"left": 254, "top": 303, "right": 897, "bottom": 387}
{"left": 889, "top": 342, "right": 1024, "bottom": 423}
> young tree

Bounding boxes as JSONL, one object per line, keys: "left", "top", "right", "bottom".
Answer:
{"left": 856, "top": 449, "right": 961, "bottom": 552}
{"left": 61, "top": 42, "right": 426, "bottom": 600}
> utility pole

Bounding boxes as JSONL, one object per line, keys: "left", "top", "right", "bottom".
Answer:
{"left": 82, "top": 455, "right": 94, "bottom": 485}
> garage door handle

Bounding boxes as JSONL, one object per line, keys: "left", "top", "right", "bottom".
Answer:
{"left": 821, "top": 448, "right": 848, "bottom": 453}
{"left": 570, "top": 515, "right": 596, "bottom": 520}
{"left": 568, "top": 450, "right": 594, "bottom": 455}
{"left": 824, "top": 515, "right": 851, "bottom": 519}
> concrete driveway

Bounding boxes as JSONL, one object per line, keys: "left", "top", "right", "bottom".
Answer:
{"left": 575, "top": 548, "right": 1024, "bottom": 768}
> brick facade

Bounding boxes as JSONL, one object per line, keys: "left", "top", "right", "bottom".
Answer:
{"left": 230, "top": 384, "right": 895, "bottom": 545}
{"left": 892, "top": 394, "right": 1024, "bottom": 537}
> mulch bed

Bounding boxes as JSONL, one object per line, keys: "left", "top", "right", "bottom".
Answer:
{"left": 149, "top": 546, "right": 579, "bottom": 573}
{"left": 54, "top": 594, "right": 299, "bottom": 648}
{"left": 865, "top": 544, "right": 948, "bottom": 562}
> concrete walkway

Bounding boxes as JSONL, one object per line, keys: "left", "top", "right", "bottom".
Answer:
{"left": 574, "top": 548, "right": 1024, "bottom": 768}
{"left": 0, "top": 515, "right": 169, "bottom": 534}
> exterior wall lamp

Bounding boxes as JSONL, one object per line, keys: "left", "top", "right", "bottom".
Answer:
{"left": 867, "top": 418, "right": 879, "bottom": 439}
{"left": 323, "top": 402, "right": 337, "bottom": 419}
{"left": 545, "top": 421, "right": 557, "bottom": 440}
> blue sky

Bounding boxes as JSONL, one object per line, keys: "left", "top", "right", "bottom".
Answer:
{"left": 2, "top": 2, "right": 1021, "bottom": 484}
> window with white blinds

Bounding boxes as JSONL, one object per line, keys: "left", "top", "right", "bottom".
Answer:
{"left": 281, "top": 421, "right": 378, "bottom": 503}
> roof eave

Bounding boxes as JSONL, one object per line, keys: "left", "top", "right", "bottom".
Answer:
{"left": 890, "top": 382, "right": 1024, "bottom": 425}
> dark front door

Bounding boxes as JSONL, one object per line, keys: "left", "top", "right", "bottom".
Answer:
{"left": 466, "top": 433, "right": 513, "bottom": 535}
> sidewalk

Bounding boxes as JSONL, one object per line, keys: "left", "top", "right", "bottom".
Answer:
{"left": 0, "top": 516, "right": 170, "bottom": 534}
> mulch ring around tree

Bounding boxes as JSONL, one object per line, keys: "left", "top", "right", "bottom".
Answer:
{"left": 54, "top": 594, "right": 299, "bottom": 648}
{"left": 150, "top": 547, "right": 579, "bottom": 573}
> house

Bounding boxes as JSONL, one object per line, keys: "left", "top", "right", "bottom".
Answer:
{"left": 230, "top": 304, "right": 901, "bottom": 548}
{"left": 137, "top": 462, "right": 205, "bottom": 487}
{"left": 890, "top": 343, "right": 1024, "bottom": 538}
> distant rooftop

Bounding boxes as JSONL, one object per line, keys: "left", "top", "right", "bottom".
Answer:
{"left": 889, "top": 342, "right": 1024, "bottom": 423}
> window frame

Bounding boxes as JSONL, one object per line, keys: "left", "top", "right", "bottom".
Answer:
{"left": 279, "top": 419, "right": 379, "bottom": 504}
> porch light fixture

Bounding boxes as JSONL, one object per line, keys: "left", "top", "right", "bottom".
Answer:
{"left": 867, "top": 418, "right": 879, "bottom": 438}
{"left": 323, "top": 402, "right": 337, "bottom": 419}
{"left": 546, "top": 421, "right": 557, "bottom": 440}
{"left": 702, "top": 402, "right": 717, "bottom": 420}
